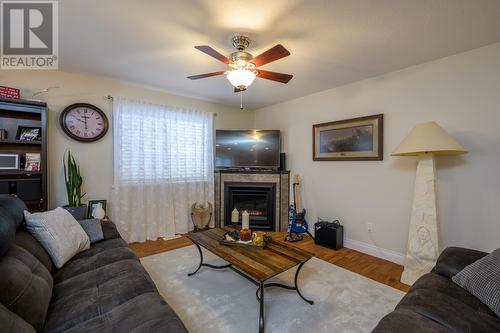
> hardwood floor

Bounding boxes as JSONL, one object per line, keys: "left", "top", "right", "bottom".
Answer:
{"left": 130, "top": 236, "right": 193, "bottom": 257}
{"left": 271, "top": 234, "right": 410, "bottom": 292}
{"left": 130, "top": 231, "right": 410, "bottom": 292}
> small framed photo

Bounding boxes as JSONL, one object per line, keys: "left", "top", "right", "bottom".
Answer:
{"left": 16, "top": 126, "right": 41, "bottom": 141}
{"left": 25, "top": 153, "right": 41, "bottom": 171}
{"left": 87, "top": 200, "right": 107, "bottom": 219}
{"left": 313, "top": 114, "right": 383, "bottom": 161}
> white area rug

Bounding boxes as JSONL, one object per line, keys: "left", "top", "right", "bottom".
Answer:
{"left": 141, "top": 245, "right": 404, "bottom": 333}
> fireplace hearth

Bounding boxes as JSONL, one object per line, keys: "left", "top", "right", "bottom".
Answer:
{"left": 224, "top": 182, "right": 276, "bottom": 230}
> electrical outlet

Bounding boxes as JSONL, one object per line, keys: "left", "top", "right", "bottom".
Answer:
{"left": 367, "top": 223, "right": 374, "bottom": 233}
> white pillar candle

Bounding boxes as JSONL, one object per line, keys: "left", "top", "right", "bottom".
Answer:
{"left": 242, "top": 210, "right": 250, "bottom": 230}
{"left": 231, "top": 208, "right": 239, "bottom": 223}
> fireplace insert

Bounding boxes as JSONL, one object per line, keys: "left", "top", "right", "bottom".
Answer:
{"left": 224, "top": 182, "right": 276, "bottom": 230}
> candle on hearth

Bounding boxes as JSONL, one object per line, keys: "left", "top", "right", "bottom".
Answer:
{"left": 242, "top": 210, "right": 250, "bottom": 230}
{"left": 231, "top": 208, "right": 239, "bottom": 223}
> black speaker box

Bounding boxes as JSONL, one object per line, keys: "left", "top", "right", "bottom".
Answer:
{"left": 314, "top": 220, "right": 344, "bottom": 250}
{"left": 279, "top": 152, "right": 286, "bottom": 171}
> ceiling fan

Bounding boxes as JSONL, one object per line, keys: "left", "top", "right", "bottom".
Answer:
{"left": 187, "top": 35, "right": 293, "bottom": 93}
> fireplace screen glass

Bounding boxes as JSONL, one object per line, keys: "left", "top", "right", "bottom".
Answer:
{"left": 233, "top": 193, "right": 269, "bottom": 222}
{"left": 225, "top": 183, "right": 276, "bottom": 230}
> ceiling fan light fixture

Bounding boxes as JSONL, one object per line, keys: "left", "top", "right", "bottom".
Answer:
{"left": 226, "top": 68, "right": 257, "bottom": 88}
{"left": 188, "top": 37, "right": 292, "bottom": 92}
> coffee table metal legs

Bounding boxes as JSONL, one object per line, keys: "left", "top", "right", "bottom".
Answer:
{"left": 187, "top": 243, "right": 232, "bottom": 276}
{"left": 188, "top": 244, "right": 313, "bottom": 333}
{"left": 256, "top": 260, "right": 314, "bottom": 305}
{"left": 294, "top": 260, "right": 314, "bottom": 305}
{"left": 259, "top": 281, "right": 265, "bottom": 333}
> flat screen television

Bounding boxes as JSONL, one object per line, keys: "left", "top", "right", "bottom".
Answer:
{"left": 215, "top": 130, "right": 280, "bottom": 169}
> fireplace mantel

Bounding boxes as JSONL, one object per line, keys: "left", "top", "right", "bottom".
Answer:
{"left": 214, "top": 170, "right": 290, "bottom": 232}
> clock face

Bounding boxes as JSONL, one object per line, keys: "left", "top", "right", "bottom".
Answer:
{"left": 60, "top": 104, "right": 108, "bottom": 142}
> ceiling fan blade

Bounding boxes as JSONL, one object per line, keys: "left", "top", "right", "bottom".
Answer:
{"left": 251, "top": 44, "right": 290, "bottom": 67}
{"left": 257, "top": 70, "right": 293, "bottom": 83}
{"left": 187, "top": 71, "right": 225, "bottom": 80}
{"left": 194, "top": 45, "right": 229, "bottom": 64}
{"left": 234, "top": 86, "right": 246, "bottom": 93}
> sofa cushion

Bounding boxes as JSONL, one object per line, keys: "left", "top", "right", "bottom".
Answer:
{"left": 101, "top": 220, "right": 121, "bottom": 240}
{"left": 0, "top": 194, "right": 27, "bottom": 227}
{"left": 45, "top": 255, "right": 186, "bottom": 333}
{"left": 47, "top": 293, "right": 187, "bottom": 333}
{"left": 408, "top": 273, "right": 496, "bottom": 315}
{"left": 14, "top": 229, "right": 53, "bottom": 273}
{"left": 373, "top": 308, "right": 450, "bottom": 333}
{"left": 0, "top": 303, "right": 36, "bottom": 333}
{"left": 433, "top": 246, "right": 488, "bottom": 279}
{"left": 453, "top": 248, "right": 500, "bottom": 317}
{"left": 52, "top": 238, "right": 135, "bottom": 283}
{"left": 0, "top": 245, "right": 53, "bottom": 332}
{"left": 0, "top": 205, "right": 17, "bottom": 257}
{"left": 395, "top": 273, "right": 500, "bottom": 332}
{"left": 0, "top": 195, "right": 27, "bottom": 257}
{"left": 24, "top": 207, "right": 90, "bottom": 268}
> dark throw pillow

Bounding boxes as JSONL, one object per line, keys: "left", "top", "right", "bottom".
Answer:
{"left": 452, "top": 248, "right": 500, "bottom": 317}
{"left": 77, "top": 219, "right": 104, "bottom": 244}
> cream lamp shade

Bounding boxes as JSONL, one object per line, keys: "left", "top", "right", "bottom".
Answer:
{"left": 391, "top": 121, "right": 467, "bottom": 156}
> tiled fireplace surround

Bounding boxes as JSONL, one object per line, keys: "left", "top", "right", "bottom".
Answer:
{"left": 214, "top": 170, "right": 290, "bottom": 232}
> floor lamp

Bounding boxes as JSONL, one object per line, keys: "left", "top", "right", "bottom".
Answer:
{"left": 392, "top": 122, "right": 467, "bottom": 285}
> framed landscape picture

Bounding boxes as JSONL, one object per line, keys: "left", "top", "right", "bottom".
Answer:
{"left": 313, "top": 114, "right": 383, "bottom": 161}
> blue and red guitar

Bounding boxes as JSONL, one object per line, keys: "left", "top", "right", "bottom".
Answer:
{"left": 285, "top": 174, "right": 314, "bottom": 242}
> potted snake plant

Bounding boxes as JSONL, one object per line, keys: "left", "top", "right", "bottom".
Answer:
{"left": 62, "top": 150, "right": 87, "bottom": 220}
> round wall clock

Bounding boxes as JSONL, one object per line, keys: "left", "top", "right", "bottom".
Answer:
{"left": 59, "top": 103, "right": 109, "bottom": 142}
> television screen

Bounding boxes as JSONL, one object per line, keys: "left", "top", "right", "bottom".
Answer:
{"left": 215, "top": 130, "right": 280, "bottom": 169}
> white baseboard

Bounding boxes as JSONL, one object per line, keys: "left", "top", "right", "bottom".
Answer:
{"left": 344, "top": 238, "right": 405, "bottom": 265}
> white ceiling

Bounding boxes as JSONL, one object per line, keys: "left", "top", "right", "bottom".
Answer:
{"left": 60, "top": 0, "right": 500, "bottom": 109}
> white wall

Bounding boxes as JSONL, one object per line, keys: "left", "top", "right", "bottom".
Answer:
{"left": 0, "top": 70, "right": 251, "bottom": 209}
{"left": 2, "top": 43, "right": 499, "bottom": 258}
{"left": 255, "top": 42, "right": 500, "bottom": 257}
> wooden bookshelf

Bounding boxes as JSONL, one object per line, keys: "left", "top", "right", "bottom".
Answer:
{"left": 0, "top": 97, "right": 48, "bottom": 212}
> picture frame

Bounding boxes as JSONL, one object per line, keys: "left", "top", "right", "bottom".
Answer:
{"left": 87, "top": 200, "right": 107, "bottom": 219}
{"left": 24, "top": 153, "right": 41, "bottom": 172}
{"left": 16, "top": 126, "right": 41, "bottom": 141}
{"left": 313, "top": 114, "right": 383, "bottom": 161}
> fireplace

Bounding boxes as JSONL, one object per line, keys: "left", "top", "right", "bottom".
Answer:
{"left": 224, "top": 182, "right": 276, "bottom": 230}
{"left": 214, "top": 170, "right": 290, "bottom": 232}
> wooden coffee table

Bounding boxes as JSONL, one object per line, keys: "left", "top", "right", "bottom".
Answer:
{"left": 187, "top": 228, "right": 314, "bottom": 333}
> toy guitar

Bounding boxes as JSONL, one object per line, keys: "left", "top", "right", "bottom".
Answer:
{"left": 285, "top": 174, "right": 314, "bottom": 242}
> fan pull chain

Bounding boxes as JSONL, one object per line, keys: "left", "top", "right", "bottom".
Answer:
{"left": 240, "top": 90, "right": 244, "bottom": 110}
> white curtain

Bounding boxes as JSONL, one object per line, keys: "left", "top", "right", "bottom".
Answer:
{"left": 111, "top": 98, "right": 214, "bottom": 243}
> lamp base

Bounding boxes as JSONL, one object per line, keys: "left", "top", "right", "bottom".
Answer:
{"left": 400, "top": 155, "right": 439, "bottom": 285}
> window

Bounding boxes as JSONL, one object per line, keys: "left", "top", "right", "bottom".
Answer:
{"left": 113, "top": 98, "right": 214, "bottom": 184}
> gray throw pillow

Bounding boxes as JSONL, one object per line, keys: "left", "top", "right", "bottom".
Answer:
{"left": 452, "top": 248, "right": 500, "bottom": 317}
{"left": 24, "top": 207, "right": 90, "bottom": 268}
{"left": 77, "top": 219, "right": 104, "bottom": 244}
